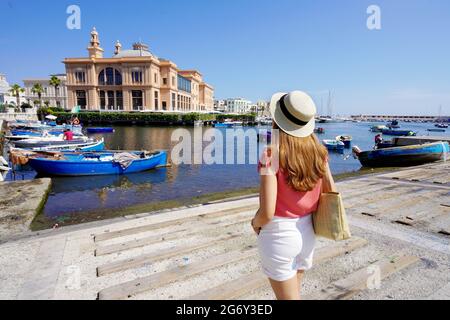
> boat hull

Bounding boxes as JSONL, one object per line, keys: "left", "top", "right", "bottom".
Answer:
{"left": 86, "top": 127, "right": 115, "bottom": 133}
{"left": 323, "top": 140, "right": 345, "bottom": 152}
{"left": 28, "top": 151, "right": 167, "bottom": 176}
{"left": 428, "top": 129, "right": 446, "bottom": 133}
{"left": 357, "top": 142, "right": 449, "bottom": 167}
{"left": 214, "top": 123, "right": 233, "bottom": 128}
{"left": 381, "top": 129, "right": 416, "bottom": 136}
{"left": 336, "top": 136, "right": 352, "bottom": 148}
{"left": 29, "top": 140, "right": 105, "bottom": 152}
{"left": 13, "top": 138, "right": 93, "bottom": 149}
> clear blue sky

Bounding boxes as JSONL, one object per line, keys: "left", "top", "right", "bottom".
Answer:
{"left": 1, "top": 0, "right": 449, "bottom": 116}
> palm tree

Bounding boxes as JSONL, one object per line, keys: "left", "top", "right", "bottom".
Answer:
{"left": 49, "top": 76, "right": 61, "bottom": 107}
{"left": 31, "top": 83, "right": 44, "bottom": 107}
{"left": 9, "top": 84, "right": 24, "bottom": 109}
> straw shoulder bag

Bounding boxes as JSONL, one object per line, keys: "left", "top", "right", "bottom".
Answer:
{"left": 313, "top": 167, "right": 351, "bottom": 241}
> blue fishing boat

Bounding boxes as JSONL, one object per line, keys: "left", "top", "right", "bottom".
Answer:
{"left": 8, "top": 129, "right": 65, "bottom": 141}
{"left": 9, "top": 121, "right": 82, "bottom": 131}
{"left": 214, "top": 123, "right": 232, "bottom": 128}
{"left": 323, "top": 140, "right": 345, "bottom": 152}
{"left": 11, "top": 129, "right": 64, "bottom": 136}
{"left": 381, "top": 129, "right": 416, "bottom": 136}
{"left": 428, "top": 128, "right": 446, "bottom": 133}
{"left": 214, "top": 121, "right": 243, "bottom": 128}
{"left": 27, "top": 150, "right": 168, "bottom": 176}
{"left": 336, "top": 135, "right": 353, "bottom": 148}
{"left": 87, "top": 127, "right": 115, "bottom": 134}
{"left": 353, "top": 142, "right": 449, "bottom": 167}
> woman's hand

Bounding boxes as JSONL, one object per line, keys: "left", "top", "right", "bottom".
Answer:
{"left": 251, "top": 218, "right": 261, "bottom": 236}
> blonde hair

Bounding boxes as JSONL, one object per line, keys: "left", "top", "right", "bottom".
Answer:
{"left": 275, "top": 124, "right": 329, "bottom": 192}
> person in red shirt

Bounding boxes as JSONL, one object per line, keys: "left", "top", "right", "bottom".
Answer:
{"left": 63, "top": 129, "right": 74, "bottom": 141}
{"left": 252, "top": 91, "right": 334, "bottom": 300}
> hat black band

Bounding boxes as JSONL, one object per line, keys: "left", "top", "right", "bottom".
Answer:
{"left": 279, "top": 94, "right": 309, "bottom": 127}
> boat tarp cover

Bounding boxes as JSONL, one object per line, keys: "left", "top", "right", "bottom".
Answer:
{"left": 113, "top": 152, "right": 141, "bottom": 169}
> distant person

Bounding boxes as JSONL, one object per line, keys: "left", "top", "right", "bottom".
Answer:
{"left": 71, "top": 117, "right": 80, "bottom": 126}
{"left": 375, "top": 134, "right": 383, "bottom": 149}
{"left": 63, "top": 129, "right": 74, "bottom": 141}
{"left": 252, "top": 91, "right": 336, "bottom": 300}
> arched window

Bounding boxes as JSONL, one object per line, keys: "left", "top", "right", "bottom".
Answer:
{"left": 98, "top": 68, "right": 122, "bottom": 86}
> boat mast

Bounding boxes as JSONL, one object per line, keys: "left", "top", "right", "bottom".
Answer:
{"left": 327, "top": 90, "right": 333, "bottom": 118}
{"left": 320, "top": 97, "right": 324, "bottom": 117}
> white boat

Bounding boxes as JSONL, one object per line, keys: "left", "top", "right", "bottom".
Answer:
{"left": 12, "top": 136, "right": 93, "bottom": 149}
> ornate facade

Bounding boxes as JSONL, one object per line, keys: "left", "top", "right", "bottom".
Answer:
{"left": 64, "top": 28, "right": 214, "bottom": 112}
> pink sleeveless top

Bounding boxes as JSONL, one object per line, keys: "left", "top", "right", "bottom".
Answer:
{"left": 258, "top": 153, "right": 322, "bottom": 219}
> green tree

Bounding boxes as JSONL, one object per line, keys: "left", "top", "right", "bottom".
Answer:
{"left": 31, "top": 83, "right": 44, "bottom": 107}
{"left": 49, "top": 76, "right": 61, "bottom": 107}
{"left": 9, "top": 84, "right": 25, "bottom": 109}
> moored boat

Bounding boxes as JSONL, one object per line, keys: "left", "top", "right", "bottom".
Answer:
{"left": 336, "top": 135, "right": 353, "bottom": 148}
{"left": 387, "top": 120, "right": 401, "bottom": 129}
{"left": 27, "top": 150, "right": 168, "bottom": 176}
{"left": 435, "top": 123, "right": 449, "bottom": 129}
{"left": 352, "top": 142, "right": 449, "bottom": 167}
{"left": 214, "top": 121, "right": 243, "bottom": 128}
{"left": 428, "top": 128, "right": 446, "bottom": 133}
{"left": 86, "top": 127, "right": 115, "bottom": 134}
{"left": 6, "top": 129, "right": 67, "bottom": 141}
{"left": 370, "top": 125, "right": 388, "bottom": 132}
{"left": 323, "top": 139, "right": 345, "bottom": 152}
{"left": 12, "top": 136, "right": 94, "bottom": 149}
{"left": 8, "top": 121, "right": 83, "bottom": 134}
{"left": 314, "top": 127, "right": 325, "bottom": 134}
{"left": 381, "top": 129, "right": 416, "bottom": 136}
{"left": 25, "top": 138, "right": 105, "bottom": 152}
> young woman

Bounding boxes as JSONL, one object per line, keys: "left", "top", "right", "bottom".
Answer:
{"left": 252, "top": 91, "right": 336, "bottom": 300}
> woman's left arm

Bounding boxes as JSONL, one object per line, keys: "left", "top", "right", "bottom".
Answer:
{"left": 252, "top": 174, "right": 278, "bottom": 231}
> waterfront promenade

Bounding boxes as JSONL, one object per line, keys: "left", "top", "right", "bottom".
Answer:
{"left": 0, "top": 161, "right": 449, "bottom": 300}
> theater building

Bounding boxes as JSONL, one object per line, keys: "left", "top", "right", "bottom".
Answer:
{"left": 64, "top": 28, "right": 214, "bottom": 112}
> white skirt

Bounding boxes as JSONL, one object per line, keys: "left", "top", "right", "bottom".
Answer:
{"left": 257, "top": 215, "right": 316, "bottom": 282}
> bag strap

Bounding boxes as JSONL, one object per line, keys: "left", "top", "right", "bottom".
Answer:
{"left": 322, "top": 163, "right": 337, "bottom": 194}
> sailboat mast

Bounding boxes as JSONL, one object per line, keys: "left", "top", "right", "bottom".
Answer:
{"left": 327, "top": 90, "right": 333, "bottom": 117}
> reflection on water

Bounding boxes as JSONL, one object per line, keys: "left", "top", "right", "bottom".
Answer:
{"left": 26, "top": 123, "right": 450, "bottom": 221}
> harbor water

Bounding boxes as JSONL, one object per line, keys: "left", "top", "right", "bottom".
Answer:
{"left": 4, "top": 122, "right": 449, "bottom": 227}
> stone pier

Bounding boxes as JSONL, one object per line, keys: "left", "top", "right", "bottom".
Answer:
{"left": 0, "top": 162, "right": 449, "bottom": 300}
{"left": 0, "top": 178, "right": 52, "bottom": 242}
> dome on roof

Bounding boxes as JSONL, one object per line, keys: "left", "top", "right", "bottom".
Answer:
{"left": 113, "top": 49, "right": 155, "bottom": 58}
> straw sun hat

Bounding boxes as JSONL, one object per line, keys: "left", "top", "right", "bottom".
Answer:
{"left": 269, "top": 91, "right": 317, "bottom": 138}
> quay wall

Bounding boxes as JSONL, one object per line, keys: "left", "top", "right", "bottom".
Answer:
{"left": 0, "top": 112, "right": 38, "bottom": 122}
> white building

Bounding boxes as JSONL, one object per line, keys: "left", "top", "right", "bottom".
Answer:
{"left": 0, "top": 74, "right": 26, "bottom": 106}
{"left": 23, "top": 74, "right": 68, "bottom": 109}
{"left": 225, "top": 98, "right": 252, "bottom": 114}
{"left": 214, "top": 99, "right": 227, "bottom": 112}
